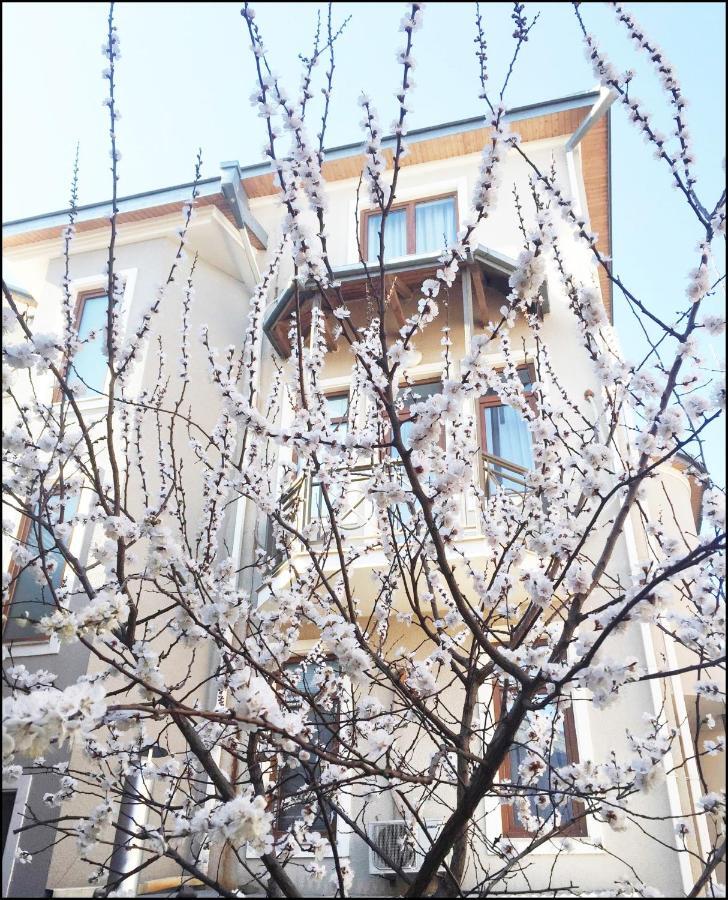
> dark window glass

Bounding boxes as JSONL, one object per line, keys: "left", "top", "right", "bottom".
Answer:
{"left": 4, "top": 492, "right": 80, "bottom": 641}
{"left": 276, "top": 663, "right": 339, "bottom": 836}
{"left": 2, "top": 790, "right": 16, "bottom": 854}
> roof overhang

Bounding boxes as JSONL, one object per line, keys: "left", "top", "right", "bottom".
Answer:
{"left": 3, "top": 172, "right": 268, "bottom": 253}
{"left": 262, "top": 245, "right": 547, "bottom": 359}
{"left": 2, "top": 89, "right": 610, "bottom": 318}
{"left": 240, "top": 91, "right": 601, "bottom": 201}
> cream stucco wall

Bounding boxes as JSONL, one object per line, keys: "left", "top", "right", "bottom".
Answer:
{"left": 2, "top": 123, "right": 710, "bottom": 897}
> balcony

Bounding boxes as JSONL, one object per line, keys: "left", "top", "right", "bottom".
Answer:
{"left": 261, "top": 245, "right": 547, "bottom": 360}
{"left": 259, "top": 452, "right": 530, "bottom": 578}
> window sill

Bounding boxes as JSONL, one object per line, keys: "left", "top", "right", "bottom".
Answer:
{"left": 246, "top": 845, "right": 349, "bottom": 860}
{"left": 506, "top": 835, "right": 604, "bottom": 855}
{"left": 52, "top": 393, "right": 110, "bottom": 413}
{"left": 4, "top": 635, "right": 60, "bottom": 658}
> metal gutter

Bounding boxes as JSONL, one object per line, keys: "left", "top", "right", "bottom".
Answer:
{"left": 3, "top": 177, "right": 222, "bottom": 236}
{"left": 3, "top": 282, "right": 36, "bottom": 306}
{"left": 237, "top": 89, "right": 601, "bottom": 182}
{"left": 565, "top": 86, "right": 617, "bottom": 152}
{"left": 220, "top": 161, "right": 268, "bottom": 250}
{"left": 565, "top": 86, "right": 617, "bottom": 323}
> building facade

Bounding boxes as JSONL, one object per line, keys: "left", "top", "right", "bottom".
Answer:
{"left": 2, "top": 90, "right": 723, "bottom": 897}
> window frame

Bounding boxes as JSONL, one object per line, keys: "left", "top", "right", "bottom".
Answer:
{"left": 361, "top": 192, "right": 458, "bottom": 262}
{"left": 307, "top": 391, "right": 351, "bottom": 522}
{"left": 3, "top": 488, "right": 77, "bottom": 645}
{"left": 477, "top": 364, "right": 537, "bottom": 454}
{"left": 477, "top": 364, "right": 537, "bottom": 493}
{"left": 386, "top": 378, "right": 446, "bottom": 460}
{"left": 324, "top": 390, "right": 351, "bottom": 435}
{"left": 493, "top": 685, "right": 588, "bottom": 839}
{"left": 267, "top": 657, "right": 342, "bottom": 842}
{"left": 1, "top": 773, "right": 32, "bottom": 895}
{"left": 53, "top": 287, "right": 112, "bottom": 403}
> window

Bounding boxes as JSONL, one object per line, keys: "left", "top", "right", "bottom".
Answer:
{"left": 415, "top": 197, "right": 457, "bottom": 254}
{"left": 479, "top": 366, "right": 535, "bottom": 493}
{"left": 3, "top": 491, "right": 79, "bottom": 642}
{"left": 364, "top": 195, "right": 457, "bottom": 262}
{"left": 386, "top": 381, "right": 443, "bottom": 530}
{"left": 366, "top": 208, "right": 407, "bottom": 262}
{"left": 1, "top": 791, "right": 16, "bottom": 855}
{"left": 393, "top": 380, "right": 443, "bottom": 459}
{"left": 324, "top": 392, "right": 350, "bottom": 438}
{"left": 499, "top": 697, "right": 586, "bottom": 838}
{"left": 273, "top": 662, "right": 340, "bottom": 838}
{"left": 66, "top": 290, "right": 110, "bottom": 398}
{"left": 309, "top": 393, "right": 350, "bottom": 521}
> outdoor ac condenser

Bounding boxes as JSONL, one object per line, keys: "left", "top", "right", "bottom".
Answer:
{"left": 367, "top": 819, "right": 443, "bottom": 876}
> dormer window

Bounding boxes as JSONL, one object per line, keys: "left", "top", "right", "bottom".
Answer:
{"left": 364, "top": 194, "right": 457, "bottom": 262}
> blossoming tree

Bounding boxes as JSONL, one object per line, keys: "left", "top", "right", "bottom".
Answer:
{"left": 2, "top": 2, "right": 725, "bottom": 898}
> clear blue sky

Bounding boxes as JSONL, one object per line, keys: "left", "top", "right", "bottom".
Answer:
{"left": 2, "top": 2, "right": 725, "bottom": 481}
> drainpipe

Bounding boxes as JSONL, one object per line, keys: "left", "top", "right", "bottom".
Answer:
{"left": 565, "top": 86, "right": 616, "bottom": 155}
{"left": 564, "top": 86, "right": 616, "bottom": 322}
{"left": 102, "top": 745, "right": 168, "bottom": 898}
{"left": 564, "top": 86, "right": 616, "bottom": 217}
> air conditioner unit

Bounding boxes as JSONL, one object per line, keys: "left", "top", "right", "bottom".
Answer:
{"left": 367, "top": 819, "right": 443, "bottom": 876}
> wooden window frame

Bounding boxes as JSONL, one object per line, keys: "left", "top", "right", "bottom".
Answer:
{"left": 53, "top": 287, "right": 111, "bottom": 403}
{"left": 493, "top": 685, "right": 587, "bottom": 838}
{"left": 361, "top": 192, "right": 458, "bottom": 262}
{"left": 2, "top": 490, "right": 75, "bottom": 644}
{"left": 267, "top": 657, "right": 341, "bottom": 841}
{"left": 477, "top": 364, "right": 537, "bottom": 459}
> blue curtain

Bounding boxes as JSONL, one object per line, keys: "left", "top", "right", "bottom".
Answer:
{"left": 367, "top": 209, "right": 407, "bottom": 261}
{"left": 68, "top": 293, "right": 109, "bottom": 396}
{"left": 415, "top": 198, "right": 456, "bottom": 253}
{"left": 509, "top": 709, "right": 573, "bottom": 828}
{"left": 485, "top": 405, "right": 533, "bottom": 470}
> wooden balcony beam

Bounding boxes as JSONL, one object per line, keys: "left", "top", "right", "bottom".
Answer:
{"left": 469, "top": 263, "right": 490, "bottom": 327}
{"left": 385, "top": 276, "right": 407, "bottom": 329}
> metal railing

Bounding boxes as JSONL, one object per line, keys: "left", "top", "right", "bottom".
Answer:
{"left": 259, "top": 451, "right": 531, "bottom": 571}
{"left": 261, "top": 472, "right": 306, "bottom": 571}
{"left": 480, "top": 451, "right": 530, "bottom": 496}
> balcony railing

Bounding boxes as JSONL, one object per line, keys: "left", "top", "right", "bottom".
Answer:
{"left": 259, "top": 452, "right": 530, "bottom": 571}
{"left": 262, "top": 472, "right": 306, "bottom": 570}
{"left": 480, "top": 451, "right": 529, "bottom": 496}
